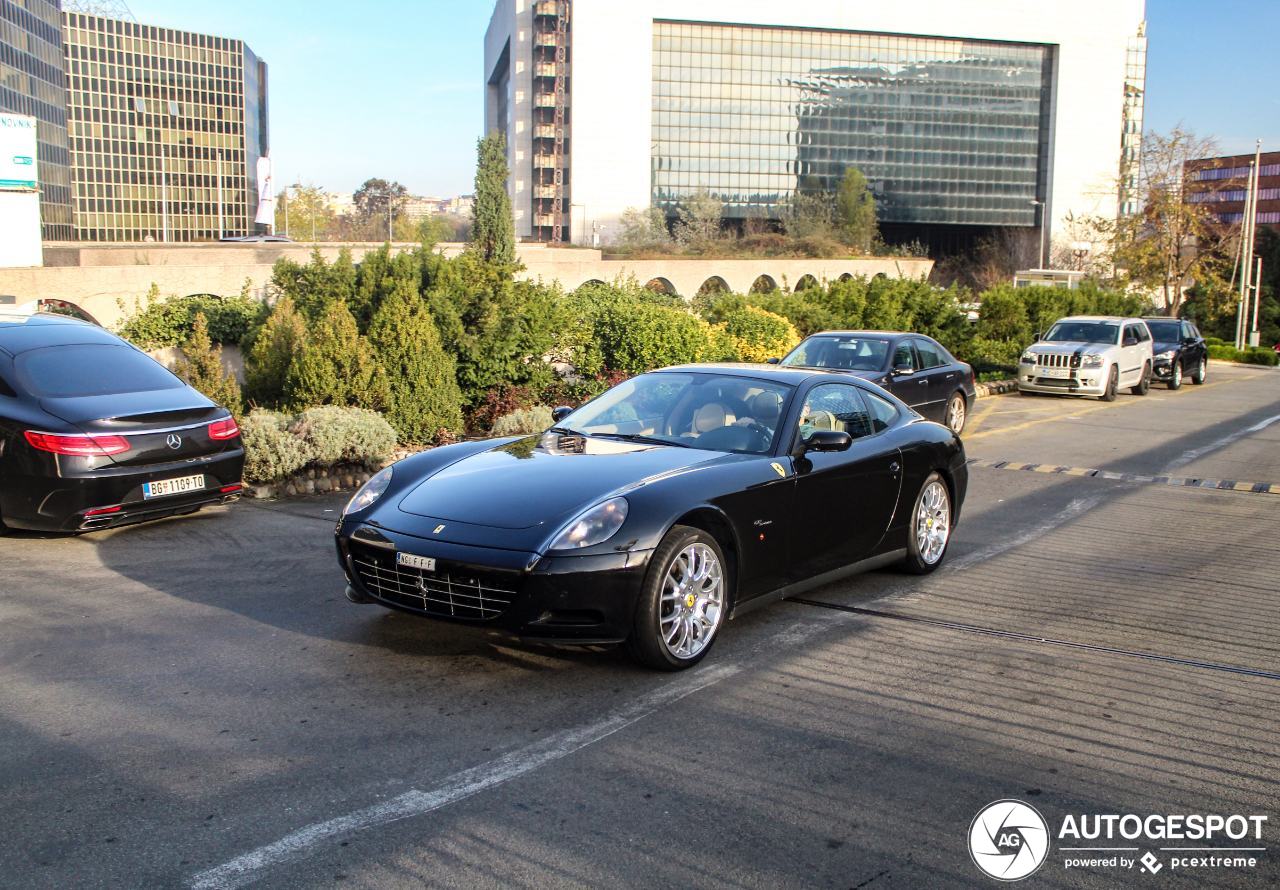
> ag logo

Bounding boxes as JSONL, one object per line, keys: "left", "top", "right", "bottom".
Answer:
{"left": 968, "top": 799, "right": 1050, "bottom": 881}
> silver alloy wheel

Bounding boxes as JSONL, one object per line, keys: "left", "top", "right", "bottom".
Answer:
{"left": 946, "top": 395, "right": 966, "bottom": 435}
{"left": 914, "top": 480, "right": 951, "bottom": 565}
{"left": 1197, "top": 357, "right": 1207, "bottom": 382}
{"left": 1172, "top": 362, "right": 1182, "bottom": 386}
{"left": 659, "top": 542, "right": 725, "bottom": 660}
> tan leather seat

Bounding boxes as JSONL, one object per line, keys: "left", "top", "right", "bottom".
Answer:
{"left": 691, "top": 402, "right": 731, "bottom": 434}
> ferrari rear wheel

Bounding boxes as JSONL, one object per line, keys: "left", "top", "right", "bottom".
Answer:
{"left": 901, "top": 472, "right": 952, "bottom": 575}
{"left": 628, "top": 525, "right": 727, "bottom": 670}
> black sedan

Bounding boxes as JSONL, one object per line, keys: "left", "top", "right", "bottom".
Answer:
{"left": 1143, "top": 317, "right": 1208, "bottom": 390}
{"left": 776, "top": 331, "right": 977, "bottom": 435}
{"left": 0, "top": 312, "right": 245, "bottom": 534}
{"left": 336, "top": 364, "right": 968, "bottom": 670}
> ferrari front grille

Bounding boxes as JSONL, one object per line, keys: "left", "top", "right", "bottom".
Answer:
{"left": 349, "top": 545, "right": 516, "bottom": 621}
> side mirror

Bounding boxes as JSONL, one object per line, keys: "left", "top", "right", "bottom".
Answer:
{"left": 551, "top": 406, "right": 574, "bottom": 423}
{"left": 802, "top": 430, "right": 852, "bottom": 453}
{"left": 766, "top": 357, "right": 781, "bottom": 365}
{"left": 892, "top": 361, "right": 914, "bottom": 376}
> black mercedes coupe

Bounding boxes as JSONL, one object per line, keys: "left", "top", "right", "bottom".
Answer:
{"left": 0, "top": 312, "right": 245, "bottom": 534}
{"left": 336, "top": 365, "right": 967, "bottom": 670}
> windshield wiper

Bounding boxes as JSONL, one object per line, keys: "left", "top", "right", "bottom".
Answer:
{"left": 592, "top": 432, "right": 693, "bottom": 449}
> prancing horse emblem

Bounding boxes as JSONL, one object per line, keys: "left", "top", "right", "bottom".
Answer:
{"left": 433, "top": 524, "right": 446, "bottom": 534}
{"left": 166, "top": 433, "right": 182, "bottom": 450}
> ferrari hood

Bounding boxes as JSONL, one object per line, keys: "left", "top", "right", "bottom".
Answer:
{"left": 395, "top": 435, "right": 725, "bottom": 531}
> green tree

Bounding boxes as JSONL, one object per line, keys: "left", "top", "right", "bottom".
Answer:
{"left": 269, "top": 248, "right": 357, "bottom": 321}
{"left": 244, "top": 295, "right": 307, "bottom": 407}
{"left": 470, "top": 133, "right": 516, "bottom": 267}
{"left": 674, "top": 189, "right": 724, "bottom": 252}
{"left": 353, "top": 178, "right": 409, "bottom": 238}
{"left": 368, "top": 281, "right": 464, "bottom": 442}
{"left": 274, "top": 183, "right": 339, "bottom": 241}
{"left": 835, "top": 167, "right": 878, "bottom": 252}
{"left": 174, "top": 313, "right": 243, "bottom": 415}
{"left": 284, "top": 301, "right": 389, "bottom": 411}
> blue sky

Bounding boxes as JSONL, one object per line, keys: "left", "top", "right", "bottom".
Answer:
{"left": 126, "top": 0, "right": 1280, "bottom": 197}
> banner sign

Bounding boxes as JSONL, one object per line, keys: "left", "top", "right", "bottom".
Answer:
{"left": 0, "top": 114, "right": 39, "bottom": 191}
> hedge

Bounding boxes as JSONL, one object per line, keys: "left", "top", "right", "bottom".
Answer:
{"left": 1207, "top": 344, "right": 1279, "bottom": 366}
{"left": 240, "top": 407, "right": 396, "bottom": 483}
{"left": 117, "top": 289, "right": 265, "bottom": 348}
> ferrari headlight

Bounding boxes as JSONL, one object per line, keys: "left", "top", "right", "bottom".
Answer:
{"left": 344, "top": 466, "right": 393, "bottom": 516}
{"left": 549, "top": 497, "right": 628, "bottom": 550}
{"left": 1155, "top": 350, "right": 1176, "bottom": 361}
{"left": 1020, "top": 351, "right": 1037, "bottom": 364}
{"left": 1080, "top": 353, "right": 1104, "bottom": 369}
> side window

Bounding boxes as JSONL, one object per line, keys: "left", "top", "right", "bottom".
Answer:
{"left": 797, "top": 384, "right": 874, "bottom": 441}
{"left": 1138, "top": 325, "right": 1151, "bottom": 343}
{"left": 1122, "top": 325, "right": 1138, "bottom": 345}
{"left": 863, "top": 391, "right": 900, "bottom": 433}
{"left": 913, "top": 338, "right": 944, "bottom": 369}
{"left": 892, "top": 342, "right": 916, "bottom": 371}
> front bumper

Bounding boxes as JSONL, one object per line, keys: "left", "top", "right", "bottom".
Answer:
{"left": 1152, "top": 357, "right": 1177, "bottom": 379}
{"left": 336, "top": 521, "right": 654, "bottom": 644}
{"left": 1017, "top": 364, "right": 1109, "bottom": 396}
{"left": 0, "top": 449, "right": 245, "bottom": 532}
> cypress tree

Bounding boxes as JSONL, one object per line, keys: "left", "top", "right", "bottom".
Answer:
{"left": 836, "top": 167, "right": 879, "bottom": 253}
{"left": 244, "top": 295, "right": 306, "bottom": 407}
{"left": 284, "top": 301, "right": 389, "bottom": 412}
{"left": 175, "top": 313, "right": 243, "bottom": 415}
{"left": 470, "top": 132, "right": 516, "bottom": 269}
{"left": 368, "top": 280, "right": 464, "bottom": 443}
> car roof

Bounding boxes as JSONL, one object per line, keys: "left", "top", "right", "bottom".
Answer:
{"left": 1053, "top": 316, "right": 1143, "bottom": 323}
{"left": 800, "top": 330, "right": 918, "bottom": 339}
{"left": 656, "top": 362, "right": 874, "bottom": 386}
{"left": 0, "top": 312, "right": 121, "bottom": 356}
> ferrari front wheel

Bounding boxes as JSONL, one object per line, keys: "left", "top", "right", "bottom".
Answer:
{"left": 628, "top": 525, "right": 727, "bottom": 670}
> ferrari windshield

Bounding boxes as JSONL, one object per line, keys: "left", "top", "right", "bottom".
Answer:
{"left": 781, "top": 335, "right": 890, "bottom": 371}
{"left": 1042, "top": 321, "right": 1121, "bottom": 344}
{"left": 562, "top": 372, "right": 793, "bottom": 455}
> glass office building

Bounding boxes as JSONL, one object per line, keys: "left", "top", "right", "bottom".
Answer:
{"left": 652, "top": 21, "right": 1053, "bottom": 228}
{"left": 1, "top": 0, "right": 73, "bottom": 240}
{"left": 61, "top": 11, "right": 269, "bottom": 242}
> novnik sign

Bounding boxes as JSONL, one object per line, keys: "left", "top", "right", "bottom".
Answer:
{"left": 0, "top": 114, "right": 39, "bottom": 191}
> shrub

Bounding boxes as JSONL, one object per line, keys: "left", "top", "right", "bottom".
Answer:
{"left": 717, "top": 305, "right": 800, "bottom": 362}
{"left": 284, "top": 301, "right": 390, "bottom": 412}
{"left": 467, "top": 384, "right": 538, "bottom": 435}
{"left": 1209, "top": 344, "right": 1280, "bottom": 366}
{"left": 117, "top": 287, "right": 265, "bottom": 348}
{"left": 957, "top": 336, "right": 1024, "bottom": 377}
{"left": 288, "top": 406, "right": 397, "bottom": 468}
{"left": 173, "top": 313, "right": 243, "bottom": 414}
{"left": 491, "top": 406, "right": 554, "bottom": 437}
{"left": 974, "top": 285, "right": 1034, "bottom": 345}
{"left": 244, "top": 295, "right": 306, "bottom": 408}
{"left": 270, "top": 249, "right": 357, "bottom": 321}
{"left": 580, "top": 297, "right": 720, "bottom": 376}
{"left": 368, "top": 281, "right": 464, "bottom": 443}
{"left": 240, "top": 410, "right": 310, "bottom": 483}
{"left": 1204, "top": 336, "right": 1227, "bottom": 347}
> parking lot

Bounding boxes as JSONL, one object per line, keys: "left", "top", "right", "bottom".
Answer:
{"left": 2, "top": 361, "right": 1278, "bottom": 889}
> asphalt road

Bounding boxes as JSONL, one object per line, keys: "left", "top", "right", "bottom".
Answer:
{"left": 2, "top": 361, "right": 1278, "bottom": 890}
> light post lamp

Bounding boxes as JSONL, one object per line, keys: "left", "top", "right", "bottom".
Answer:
{"left": 1030, "top": 199, "right": 1048, "bottom": 269}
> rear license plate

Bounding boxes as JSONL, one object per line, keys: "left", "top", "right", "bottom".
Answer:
{"left": 1038, "top": 367, "right": 1071, "bottom": 379}
{"left": 397, "top": 552, "right": 436, "bottom": 572}
{"left": 142, "top": 474, "right": 206, "bottom": 499}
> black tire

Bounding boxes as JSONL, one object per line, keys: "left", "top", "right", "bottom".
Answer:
{"left": 901, "top": 471, "right": 953, "bottom": 575}
{"left": 1167, "top": 358, "right": 1183, "bottom": 390}
{"left": 1100, "top": 366, "right": 1119, "bottom": 402}
{"left": 627, "top": 525, "right": 729, "bottom": 671}
{"left": 1130, "top": 362, "right": 1151, "bottom": 396}
{"left": 945, "top": 392, "right": 967, "bottom": 435}
{"left": 1192, "top": 355, "right": 1208, "bottom": 385}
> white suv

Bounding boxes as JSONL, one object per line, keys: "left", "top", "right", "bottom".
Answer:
{"left": 1017, "top": 316, "right": 1154, "bottom": 401}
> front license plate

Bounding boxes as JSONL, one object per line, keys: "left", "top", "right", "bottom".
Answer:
{"left": 1038, "top": 367, "right": 1071, "bottom": 379}
{"left": 397, "top": 552, "right": 436, "bottom": 572}
{"left": 142, "top": 474, "right": 206, "bottom": 499}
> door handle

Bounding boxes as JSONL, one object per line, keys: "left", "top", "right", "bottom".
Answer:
{"left": 919, "top": 379, "right": 928, "bottom": 385}
{"left": 889, "top": 461, "right": 900, "bottom": 474}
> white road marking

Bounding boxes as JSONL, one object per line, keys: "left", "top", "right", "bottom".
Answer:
{"left": 1166, "top": 413, "right": 1280, "bottom": 470}
{"left": 190, "top": 663, "right": 740, "bottom": 890}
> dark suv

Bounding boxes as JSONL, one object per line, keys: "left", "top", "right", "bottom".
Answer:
{"left": 1143, "top": 318, "right": 1208, "bottom": 390}
{"left": 0, "top": 312, "right": 245, "bottom": 534}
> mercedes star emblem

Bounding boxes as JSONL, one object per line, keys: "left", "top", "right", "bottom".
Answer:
{"left": 166, "top": 433, "right": 182, "bottom": 450}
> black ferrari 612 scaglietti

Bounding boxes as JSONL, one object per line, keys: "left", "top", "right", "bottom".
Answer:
{"left": 336, "top": 364, "right": 967, "bottom": 670}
